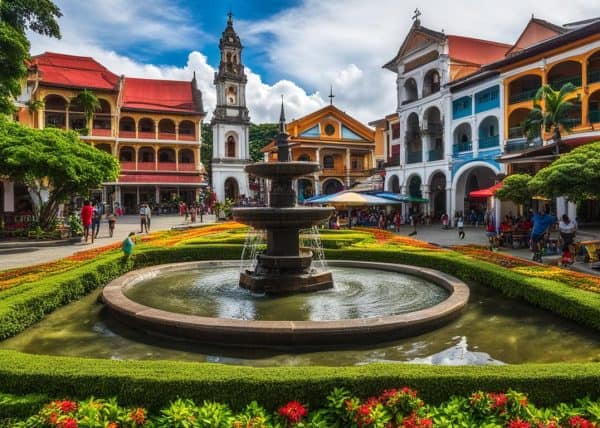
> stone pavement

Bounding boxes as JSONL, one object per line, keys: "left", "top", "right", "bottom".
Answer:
{"left": 0, "top": 214, "right": 216, "bottom": 270}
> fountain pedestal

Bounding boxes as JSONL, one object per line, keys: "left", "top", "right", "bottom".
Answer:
{"left": 233, "top": 162, "right": 334, "bottom": 295}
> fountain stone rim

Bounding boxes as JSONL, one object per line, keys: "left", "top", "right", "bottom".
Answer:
{"left": 102, "top": 260, "right": 470, "bottom": 349}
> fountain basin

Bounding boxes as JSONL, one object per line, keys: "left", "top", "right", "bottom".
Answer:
{"left": 233, "top": 207, "right": 334, "bottom": 230}
{"left": 102, "top": 260, "right": 469, "bottom": 349}
{"left": 244, "top": 161, "right": 320, "bottom": 179}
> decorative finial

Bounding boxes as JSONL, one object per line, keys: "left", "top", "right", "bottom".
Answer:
{"left": 412, "top": 8, "right": 421, "bottom": 26}
{"left": 277, "top": 96, "right": 290, "bottom": 162}
{"left": 227, "top": 10, "right": 233, "bottom": 25}
{"left": 328, "top": 85, "right": 335, "bottom": 105}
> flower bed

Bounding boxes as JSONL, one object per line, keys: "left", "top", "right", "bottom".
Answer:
{"left": 3, "top": 388, "right": 599, "bottom": 428}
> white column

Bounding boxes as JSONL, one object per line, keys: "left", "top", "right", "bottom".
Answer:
{"left": 494, "top": 197, "right": 502, "bottom": 231}
{"left": 345, "top": 148, "right": 351, "bottom": 187}
{"left": 3, "top": 181, "right": 15, "bottom": 212}
{"left": 556, "top": 196, "right": 568, "bottom": 219}
{"left": 313, "top": 174, "right": 320, "bottom": 196}
{"left": 155, "top": 186, "right": 160, "bottom": 205}
{"left": 472, "top": 117, "right": 479, "bottom": 158}
{"left": 568, "top": 201, "right": 577, "bottom": 220}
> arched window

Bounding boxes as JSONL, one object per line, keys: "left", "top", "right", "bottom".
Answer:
{"left": 44, "top": 95, "right": 67, "bottom": 129}
{"left": 158, "top": 119, "right": 176, "bottom": 138}
{"left": 178, "top": 149, "right": 194, "bottom": 163}
{"left": 95, "top": 143, "right": 112, "bottom": 154}
{"left": 92, "top": 99, "right": 112, "bottom": 134}
{"left": 423, "top": 70, "right": 440, "bottom": 97}
{"left": 158, "top": 148, "right": 175, "bottom": 162}
{"left": 119, "top": 147, "right": 134, "bottom": 162}
{"left": 119, "top": 117, "right": 135, "bottom": 137}
{"left": 226, "top": 136, "right": 236, "bottom": 157}
{"left": 227, "top": 86, "right": 237, "bottom": 105}
{"left": 323, "top": 155, "right": 334, "bottom": 169}
{"left": 179, "top": 120, "right": 195, "bottom": 139}
{"left": 139, "top": 147, "right": 155, "bottom": 163}
{"left": 138, "top": 118, "right": 154, "bottom": 137}
{"left": 68, "top": 97, "right": 86, "bottom": 131}
{"left": 403, "top": 78, "right": 418, "bottom": 103}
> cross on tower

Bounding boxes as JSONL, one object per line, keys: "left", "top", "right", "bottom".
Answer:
{"left": 412, "top": 8, "right": 421, "bottom": 25}
{"left": 328, "top": 85, "right": 335, "bottom": 105}
{"left": 227, "top": 10, "right": 233, "bottom": 24}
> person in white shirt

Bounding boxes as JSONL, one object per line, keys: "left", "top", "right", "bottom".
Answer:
{"left": 558, "top": 214, "right": 577, "bottom": 251}
{"left": 457, "top": 217, "right": 465, "bottom": 239}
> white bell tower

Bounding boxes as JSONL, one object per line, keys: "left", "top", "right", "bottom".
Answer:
{"left": 211, "top": 12, "right": 251, "bottom": 203}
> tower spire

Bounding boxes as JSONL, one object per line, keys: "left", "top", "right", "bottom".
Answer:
{"left": 227, "top": 10, "right": 233, "bottom": 26}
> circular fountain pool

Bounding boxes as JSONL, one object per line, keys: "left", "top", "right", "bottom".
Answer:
{"left": 102, "top": 260, "right": 469, "bottom": 349}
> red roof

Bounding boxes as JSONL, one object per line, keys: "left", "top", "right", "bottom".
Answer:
{"left": 31, "top": 52, "right": 119, "bottom": 91}
{"left": 447, "top": 36, "right": 511, "bottom": 66}
{"left": 122, "top": 77, "right": 199, "bottom": 114}
{"left": 118, "top": 173, "right": 203, "bottom": 184}
{"left": 469, "top": 181, "right": 503, "bottom": 198}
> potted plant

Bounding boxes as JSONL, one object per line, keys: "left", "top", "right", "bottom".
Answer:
{"left": 67, "top": 213, "right": 84, "bottom": 243}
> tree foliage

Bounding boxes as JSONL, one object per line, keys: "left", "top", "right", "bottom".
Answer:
{"left": 529, "top": 142, "right": 600, "bottom": 203}
{"left": 0, "top": 0, "right": 62, "bottom": 114}
{"left": 249, "top": 123, "right": 278, "bottom": 162}
{"left": 71, "top": 89, "right": 100, "bottom": 131}
{"left": 523, "top": 83, "right": 577, "bottom": 154}
{"left": 494, "top": 174, "right": 534, "bottom": 206}
{"left": 201, "top": 123, "right": 212, "bottom": 181}
{"left": 0, "top": 117, "right": 119, "bottom": 229}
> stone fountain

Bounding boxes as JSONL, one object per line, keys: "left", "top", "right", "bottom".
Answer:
{"left": 233, "top": 103, "right": 334, "bottom": 295}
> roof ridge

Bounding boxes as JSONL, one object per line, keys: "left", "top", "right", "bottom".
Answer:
{"left": 446, "top": 34, "right": 512, "bottom": 48}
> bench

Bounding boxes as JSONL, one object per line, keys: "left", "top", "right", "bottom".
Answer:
{"left": 576, "top": 240, "right": 600, "bottom": 268}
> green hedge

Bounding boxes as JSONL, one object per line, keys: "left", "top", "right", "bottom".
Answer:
{"left": 0, "top": 351, "right": 598, "bottom": 410}
{"left": 0, "top": 392, "right": 48, "bottom": 419}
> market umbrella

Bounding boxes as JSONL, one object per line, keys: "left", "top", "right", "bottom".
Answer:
{"left": 469, "top": 181, "right": 503, "bottom": 198}
{"left": 305, "top": 191, "right": 402, "bottom": 206}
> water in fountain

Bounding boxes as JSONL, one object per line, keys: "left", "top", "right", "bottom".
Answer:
{"left": 300, "top": 226, "right": 328, "bottom": 273}
{"left": 240, "top": 228, "right": 265, "bottom": 273}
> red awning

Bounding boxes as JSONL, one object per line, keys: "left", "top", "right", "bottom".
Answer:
{"left": 469, "top": 181, "right": 503, "bottom": 198}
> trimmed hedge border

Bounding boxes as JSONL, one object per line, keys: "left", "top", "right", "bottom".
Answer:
{"left": 0, "top": 350, "right": 599, "bottom": 410}
{"left": 0, "top": 392, "right": 48, "bottom": 419}
{"left": 0, "top": 237, "right": 600, "bottom": 409}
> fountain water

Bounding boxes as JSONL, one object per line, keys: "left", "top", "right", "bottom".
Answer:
{"left": 233, "top": 102, "right": 334, "bottom": 295}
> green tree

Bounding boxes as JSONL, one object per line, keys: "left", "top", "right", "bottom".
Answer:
{"left": 71, "top": 89, "right": 100, "bottom": 134}
{"left": 249, "top": 123, "right": 278, "bottom": 162}
{"left": 523, "top": 83, "right": 577, "bottom": 155}
{"left": 0, "top": 0, "right": 62, "bottom": 114}
{"left": 0, "top": 117, "right": 119, "bottom": 230}
{"left": 201, "top": 123, "right": 212, "bottom": 182}
{"left": 494, "top": 174, "right": 533, "bottom": 206}
{"left": 529, "top": 141, "right": 600, "bottom": 203}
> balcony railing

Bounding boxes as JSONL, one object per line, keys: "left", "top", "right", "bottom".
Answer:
{"left": 428, "top": 149, "right": 444, "bottom": 161}
{"left": 589, "top": 70, "right": 600, "bottom": 84}
{"left": 508, "top": 126, "right": 525, "bottom": 139}
{"left": 385, "top": 157, "right": 401, "bottom": 167}
{"left": 118, "top": 130, "right": 136, "bottom": 138}
{"left": 91, "top": 128, "right": 112, "bottom": 137}
{"left": 158, "top": 132, "right": 177, "bottom": 140}
{"left": 479, "top": 135, "right": 500, "bottom": 149}
{"left": 179, "top": 163, "right": 197, "bottom": 171}
{"left": 120, "top": 161, "right": 136, "bottom": 170}
{"left": 119, "top": 161, "right": 199, "bottom": 172}
{"left": 549, "top": 75, "right": 582, "bottom": 90}
{"left": 509, "top": 88, "right": 538, "bottom": 104}
{"left": 138, "top": 162, "right": 155, "bottom": 171}
{"left": 406, "top": 152, "right": 422, "bottom": 164}
{"left": 423, "top": 122, "right": 443, "bottom": 135}
{"left": 158, "top": 162, "right": 177, "bottom": 171}
{"left": 589, "top": 110, "right": 600, "bottom": 123}
{"left": 453, "top": 141, "right": 472, "bottom": 155}
{"left": 505, "top": 138, "right": 542, "bottom": 153}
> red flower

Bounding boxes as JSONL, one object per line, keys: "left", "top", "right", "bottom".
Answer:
{"left": 278, "top": 400, "right": 308, "bottom": 424}
{"left": 489, "top": 392, "right": 508, "bottom": 409}
{"left": 130, "top": 407, "right": 146, "bottom": 425}
{"left": 401, "top": 413, "right": 432, "bottom": 428}
{"left": 59, "top": 418, "right": 79, "bottom": 428}
{"left": 508, "top": 419, "right": 531, "bottom": 428}
{"left": 59, "top": 400, "right": 77, "bottom": 414}
{"left": 568, "top": 416, "right": 596, "bottom": 428}
{"left": 48, "top": 411, "right": 59, "bottom": 425}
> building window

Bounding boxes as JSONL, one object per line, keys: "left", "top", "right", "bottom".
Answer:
{"left": 391, "top": 123, "right": 400, "bottom": 139}
{"left": 226, "top": 136, "right": 236, "bottom": 157}
{"left": 323, "top": 155, "right": 334, "bottom": 169}
{"left": 324, "top": 124, "right": 335, "bottom": 136}
{"left": 351, "top": 158, "right": 361, "bottom": 170}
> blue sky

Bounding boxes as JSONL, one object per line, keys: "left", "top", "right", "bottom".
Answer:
{"left": 28, "top": 0, "right": 596, "bottom": 124}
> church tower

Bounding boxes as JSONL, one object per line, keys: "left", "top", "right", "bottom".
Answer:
{"left": 211, "top": 13, "right": 251, "bottom": 203}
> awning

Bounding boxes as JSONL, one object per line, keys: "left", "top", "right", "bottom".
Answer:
{"left": 304, "top": 191, "right": 403, "bottom": 206}
{"left": 469, "top": 181, "right": 503, "bottom": 198}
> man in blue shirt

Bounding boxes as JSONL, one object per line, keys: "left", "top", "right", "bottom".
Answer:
{"left": 531, "top": 210, "right": 556, "bottom": 262}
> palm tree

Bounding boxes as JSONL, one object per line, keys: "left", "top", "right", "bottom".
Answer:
{"left": 523, "top": 82, "right": 578, "bottom": 155}
{"left": 71, "top": 89, "right": 100, "bottom": 133}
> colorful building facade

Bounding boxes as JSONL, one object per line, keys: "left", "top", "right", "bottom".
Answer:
{"left": 3, "top": 51, "right": 205, "bottom": 217}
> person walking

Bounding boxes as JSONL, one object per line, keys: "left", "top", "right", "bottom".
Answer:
{"left": 457, "top": 216, "right": 465, "bottom": 239}
{"left": 92, "top": 203, "right": 102, "bottom": 240}
{"left": 530, "top": 209, "right": 556, "bottom": 262}
{"left": 139, "top": 204, "right": 149, "bottom": 233}
{"left": 558, "top": 214, "right": 577, "bottom": 263}
{"left": 107, "top": 212, "right": 117, "bottom": 238}
{"left": 80, "top": 201, "right": 93, "bottom": 244}
{"left": 441, "top": 213, "right": 449, "bottom": 230}
{"left": 408, "top": 213, "right": 417, "bottom": 237}
{"left": 145, "top": 204, "right": 152, "bottom": 231}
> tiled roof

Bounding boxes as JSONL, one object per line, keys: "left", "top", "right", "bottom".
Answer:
{"left": 447, "top": 35, "right": 511, "bottom": 65}
{"left": 30, "top": 52, "right": 119, "bottom": 91}
{"left": 122, "top": 77, "right": 201, "bottom": 114}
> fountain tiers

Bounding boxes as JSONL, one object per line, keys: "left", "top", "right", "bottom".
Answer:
{"left": 233, "top": 161, "right": 334, "bottom": 295}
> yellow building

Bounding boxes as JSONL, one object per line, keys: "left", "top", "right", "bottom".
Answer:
{"left": 262, "top": 104, "right": 383, "bottom": 200}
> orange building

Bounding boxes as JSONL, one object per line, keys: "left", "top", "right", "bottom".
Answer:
{"left": 262, "top": 104, "right": 383, "bottom": 200}
{"left": 12, "top": 52, "right": 205, "bottom": 214}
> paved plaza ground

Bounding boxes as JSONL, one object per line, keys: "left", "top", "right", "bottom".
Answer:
{"left": 1, "top": 217, "right": 599, "bottom": 274}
